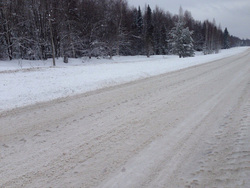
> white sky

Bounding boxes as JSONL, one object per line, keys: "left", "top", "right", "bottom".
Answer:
{"left": 127, "top": 0, "right": 250, "bottom": 39}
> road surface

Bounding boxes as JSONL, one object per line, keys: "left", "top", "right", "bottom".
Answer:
{"left": 1, "top": 50, "right": 250, "bottom": 187}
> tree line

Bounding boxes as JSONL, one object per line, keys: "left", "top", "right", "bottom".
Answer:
{"left": 0, "top": 0, "right": 249, "bottom": 61}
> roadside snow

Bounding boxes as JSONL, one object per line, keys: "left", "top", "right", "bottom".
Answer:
{"left": 0, "top": 47, "right": 248, "bottom": 112}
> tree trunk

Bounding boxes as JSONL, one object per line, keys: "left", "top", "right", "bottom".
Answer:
{"left": 49, "top": 14, "right": 56, "bottom": 66}
{"left": 63, "top": 55, "right": 68, "bottom": 63}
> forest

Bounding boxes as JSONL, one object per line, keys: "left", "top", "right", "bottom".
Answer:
{"left": 1, "top": 0, "right": 249, "bottom": 61}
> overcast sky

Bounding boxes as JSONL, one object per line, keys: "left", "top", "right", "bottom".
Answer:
{"left": 127, "top": 0, "right": 250, "bottom": 39}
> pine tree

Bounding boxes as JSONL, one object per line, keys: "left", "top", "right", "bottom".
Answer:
{"left": 0, "top": 0, "right": 244, "bottom": 60}
{"left": 152, "top": 7, "right": 168, "bottom": 55}
{"left": 133, "top": 6, "right": 144, "bottom": 55}
{"left": 182, "top": 27, "right": 195, "bottom": 57}
{"left": 137, "top": 7, "right": 143, "bottom": 35}
{"left": 145, "top": 5, "right": 154, "bottom": 57}
{"left": 170, "top": 20, "right": 194, "bottom": 58}
{"left": 223, "top": 28, "right": 230, "bottom": 49}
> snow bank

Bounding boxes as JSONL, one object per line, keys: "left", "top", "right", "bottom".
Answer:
{"left": 0, "top": 47, "right": 248, "bottom": 112}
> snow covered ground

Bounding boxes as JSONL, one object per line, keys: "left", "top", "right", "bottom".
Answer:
{"left": 0, "top": 47, "right": 248, "bottom": 112}
{"left": 1, "top": 49, "right": 249, "bottom": 187}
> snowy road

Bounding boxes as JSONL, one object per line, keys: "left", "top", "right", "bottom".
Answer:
{"left": 1, "top": 49, "right": 250, "bottom": 187}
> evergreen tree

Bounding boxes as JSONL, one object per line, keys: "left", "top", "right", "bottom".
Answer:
{"left": 0, "top": 0, "right": 245, "bottom": 60}
{"left": 145, "top": 5, "right": 154, "bottom": 57}
{"left": 223, "top": 28, "right": 230, "bottom": 49}
{"left": 182, "top": 27, "right": 195, "bottom": 57}
{"left": 170, "top": 20, "right": 194, "bottom": 58}
{"left": 131, "top": 6, "right": 144, "bottom": 55}
{"left": 152, "top": 7, "right": 168, "bottom": 55}
{"left": 137, "top": 7, "right": 143, "bottom": 35}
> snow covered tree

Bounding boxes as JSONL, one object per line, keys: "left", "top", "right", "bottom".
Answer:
{"left": 136, "top": 6, "right": 144, "bottom": 54}
{"left": 144, "top": 5, "right": 154, "bottom": 57}
{"left": 202, "top": 19, "right": 223, "bottom": 54}
{"left": 130, "top": 6, "right": 144, "bottom": 55}
{"left": 223, "top": 28, "right": 230, "bottom": 49}
{"left": 137, "top": 6, "right": 143, "bottom": 36}
{"left": 170, "top": 20, "right": 194, "bottom": 58}
{"left": 152, "top": 7, "right": 168, "bottom": 55}
{"left": 0, "top": 0, "right": 244, "bottom": 60}
{"left": 0, "top": 0, "right": 16, "bottom": 60}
